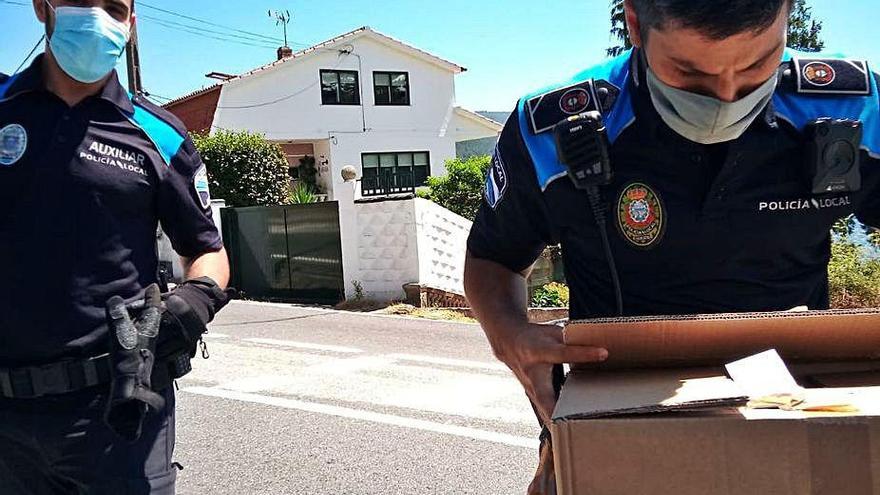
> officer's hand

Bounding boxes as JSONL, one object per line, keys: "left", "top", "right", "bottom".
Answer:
{"left": 160, "top": 277, "right": 233, "bottom": 350}
{"left": 157, "top": 277, "right": 234, "bottom": 360}
{"left": 497, "top": 323, "right": 608, "bottom": 426}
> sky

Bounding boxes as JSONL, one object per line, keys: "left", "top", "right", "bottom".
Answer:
{"left": 1, "top": 0, "right": 878, "bottom": 112}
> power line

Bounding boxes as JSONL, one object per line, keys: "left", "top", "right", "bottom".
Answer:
{"left": 142, "top": 16, "right": 278, "bottom": 50}
{"left": 144, "top": 93, "right": 177, "bottom": 107}
{"left": 216, "top": 53, "right": 349, "bottom": 110}
{"left": 143, "top": 94, "right": 165, "bottom": 105}
{"left": 137, "top": 1, "right": 284, "bottom": 45}
{"left": 142, "top": 17, "right": 276, "bottom": 49}
{"left": 0, "top": 0, "right": 315, "bottom": 49}
{"left": 13, "top": 35, "right": 45, "bottom": 75}
{"left": 217, "top": 80, "right": 321, "bottom": 109}
{"left": 138, "top": 14, "right": 280, "bottom": 48}
{"left": 144, "top": 92, "right": 173, "bottom": 102}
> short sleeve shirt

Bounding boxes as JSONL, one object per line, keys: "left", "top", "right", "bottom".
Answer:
{"left": 0, "top": 57, "right": 222, "bottom": 365}
{"left": 468, "top": 50, "right": 880, "bottom": 320}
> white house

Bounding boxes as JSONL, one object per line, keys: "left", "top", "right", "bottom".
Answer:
{"left": 165, "top": 26, "right": 502, "bottom": 200}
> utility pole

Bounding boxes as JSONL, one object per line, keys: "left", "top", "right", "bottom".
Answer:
{"left": 126, "top": 6, "right": 143, "bottom": 96}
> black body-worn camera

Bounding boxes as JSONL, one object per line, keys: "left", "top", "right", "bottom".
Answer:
{"left": 805, "top": 118, "right": 863, "bottom": 194}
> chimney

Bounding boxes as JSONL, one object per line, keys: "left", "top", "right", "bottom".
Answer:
{"left": 277, "top": 46, "right": 294, "bottom": 60}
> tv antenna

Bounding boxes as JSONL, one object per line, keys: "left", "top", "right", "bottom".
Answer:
{"left": 269, "top": 10, "right": 293, "bottom": 47}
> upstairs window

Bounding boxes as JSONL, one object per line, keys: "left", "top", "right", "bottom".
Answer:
{"left": 373, "top": 72, "right": 410, "bottom": 106}
{"left": 321, "top": 70, "right": 360, "bottom": 105}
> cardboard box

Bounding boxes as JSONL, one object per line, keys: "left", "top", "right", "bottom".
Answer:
{"left": 551, "top": 369, "right": 880, "bottom": 495}
{"left": 552, "top": 310, "right": 880, "bottom": 495}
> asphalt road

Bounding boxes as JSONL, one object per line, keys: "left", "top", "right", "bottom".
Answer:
{"left": 173, "top": 301, "right": 539, "bottom": 495}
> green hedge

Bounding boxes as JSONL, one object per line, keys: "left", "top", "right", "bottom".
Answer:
{"left": 192, "top": 130, "right": 291, "bottom": 207}
{"left": 421, "top": 155, "right": 491, "bottom": 221}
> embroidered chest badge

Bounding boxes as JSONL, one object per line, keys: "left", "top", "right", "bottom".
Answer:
{"left": 616, "top": 182, "right": 666, "bottom": 249}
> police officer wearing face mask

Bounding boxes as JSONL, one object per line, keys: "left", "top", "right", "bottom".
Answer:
{"left": 0, "top": 1, "right": 232, "bottom": 493}
{"left": 464, "top": 0, "right": 880, "bottom": 493}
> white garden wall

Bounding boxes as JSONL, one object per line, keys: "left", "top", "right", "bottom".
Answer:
{"left": 335, "top": 182, "right": 471, "bottom": 301}
{"left": 413, "top": 198, "right": 471, "bottom": 295}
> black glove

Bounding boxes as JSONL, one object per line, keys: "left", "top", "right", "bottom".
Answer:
{"left": 105, "top": 284, "right": 166, "bottom": 442}
{"left": 162, "top": 276, "right": 232, "bottom": 347}
{"left": 153, "top": 277, "right": 234, "bottom": 387}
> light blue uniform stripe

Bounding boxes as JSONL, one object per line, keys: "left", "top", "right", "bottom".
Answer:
{"left": 124, "top": 99, "right": 185, "bottom": 167}
{"left": 776, "top": 49, "right": 879, "bottom": 159}
{"left": 517, "top": 50, "right": 636, "bottom": 190}
{"left": 0, "top": 74, "right": 21, "bottom": 101}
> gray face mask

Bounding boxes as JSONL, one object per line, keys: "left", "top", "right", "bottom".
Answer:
{"left": 646, "top": 67, "right": 778, "bottom": 145}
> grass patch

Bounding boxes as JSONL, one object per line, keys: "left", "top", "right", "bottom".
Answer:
{"left": 384, "top": 304, "right": 476, "bottom": 323}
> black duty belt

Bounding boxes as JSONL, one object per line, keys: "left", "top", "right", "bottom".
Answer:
{"left": 0, "top": 354, "right": 111, "bottom": 399}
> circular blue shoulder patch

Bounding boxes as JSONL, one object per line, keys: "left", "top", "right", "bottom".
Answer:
{"left": 0, "top": 124, "right": 27, "bottom": 167}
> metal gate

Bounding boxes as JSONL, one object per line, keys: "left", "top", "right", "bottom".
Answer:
{"left": 221, "top": 202, "right": 344, "bottom": 304}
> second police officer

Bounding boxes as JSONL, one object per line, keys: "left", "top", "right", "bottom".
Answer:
{"left": 465, "top": 0, "right": 880, "bottom": 493}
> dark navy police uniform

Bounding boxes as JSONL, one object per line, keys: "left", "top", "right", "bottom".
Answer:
{"left": 0, "top": 56, "right": 222, "bottom": 494}
{"left": 469, "top": 49, "right": 880, "bottom": 320}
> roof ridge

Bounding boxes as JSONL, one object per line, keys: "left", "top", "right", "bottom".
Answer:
{"left": 455, "top": 106, "right": 504, "bottom": 128}
{"left": 164, "top": 26, "right": 463, "bottom": 108}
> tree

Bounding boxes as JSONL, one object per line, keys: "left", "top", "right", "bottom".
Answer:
{"left": 606, "top": 0, "right": 824, "bottom": 56}
{"left": 828, "top": 236, "right": 880, "bottom": 309}
{"left": 606, "top": 0, "right": 630, "bottom": 57}
{"left": 192, "top": 130, "right": 291, "bottom": 208}
{"left": 419, "top": 155, "right": 491, "bottom": 221}
{"left": 787, "top": 0, "right": 824, "bottom": 52}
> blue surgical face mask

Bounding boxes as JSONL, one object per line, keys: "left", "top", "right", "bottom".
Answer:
{"left": 45, "top": 1, "right": 130, "bottom": 84}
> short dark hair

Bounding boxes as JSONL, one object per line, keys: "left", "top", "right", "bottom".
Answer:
{"left": 630, "top": 0, "right": 791, "bottom": 40}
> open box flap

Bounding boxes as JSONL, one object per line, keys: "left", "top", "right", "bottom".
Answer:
{"left": 564, "top": 309, "right": 880, "bottom": 370}
{"left": 552, "top": 368, "right": 748, "bottom": 421}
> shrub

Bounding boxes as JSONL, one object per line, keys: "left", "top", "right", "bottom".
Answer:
{"left": 531, "top": 282, "right": 570, "bottom": 308}
{"left": 829, "top": 239, "right": 880, "bottom": 309}
{"left": 192, "top": 130, "right": 291, "bottom": 207}
{"left": 829, "top": 216, "right": 880, "bottom": 308}
{"left": 422, "top": 155, "right": 491, "bottom": 221}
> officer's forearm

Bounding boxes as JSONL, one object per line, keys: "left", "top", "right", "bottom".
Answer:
{"left": 180, "top": 247, "right": 230, "bottom": 289}
{"left": 464, "top": 251, "right": 532, "bottom": 361}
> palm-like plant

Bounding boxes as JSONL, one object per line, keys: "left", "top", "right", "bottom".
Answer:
{"left": 289, "top": 182, "right": 317, "bottom": 204}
